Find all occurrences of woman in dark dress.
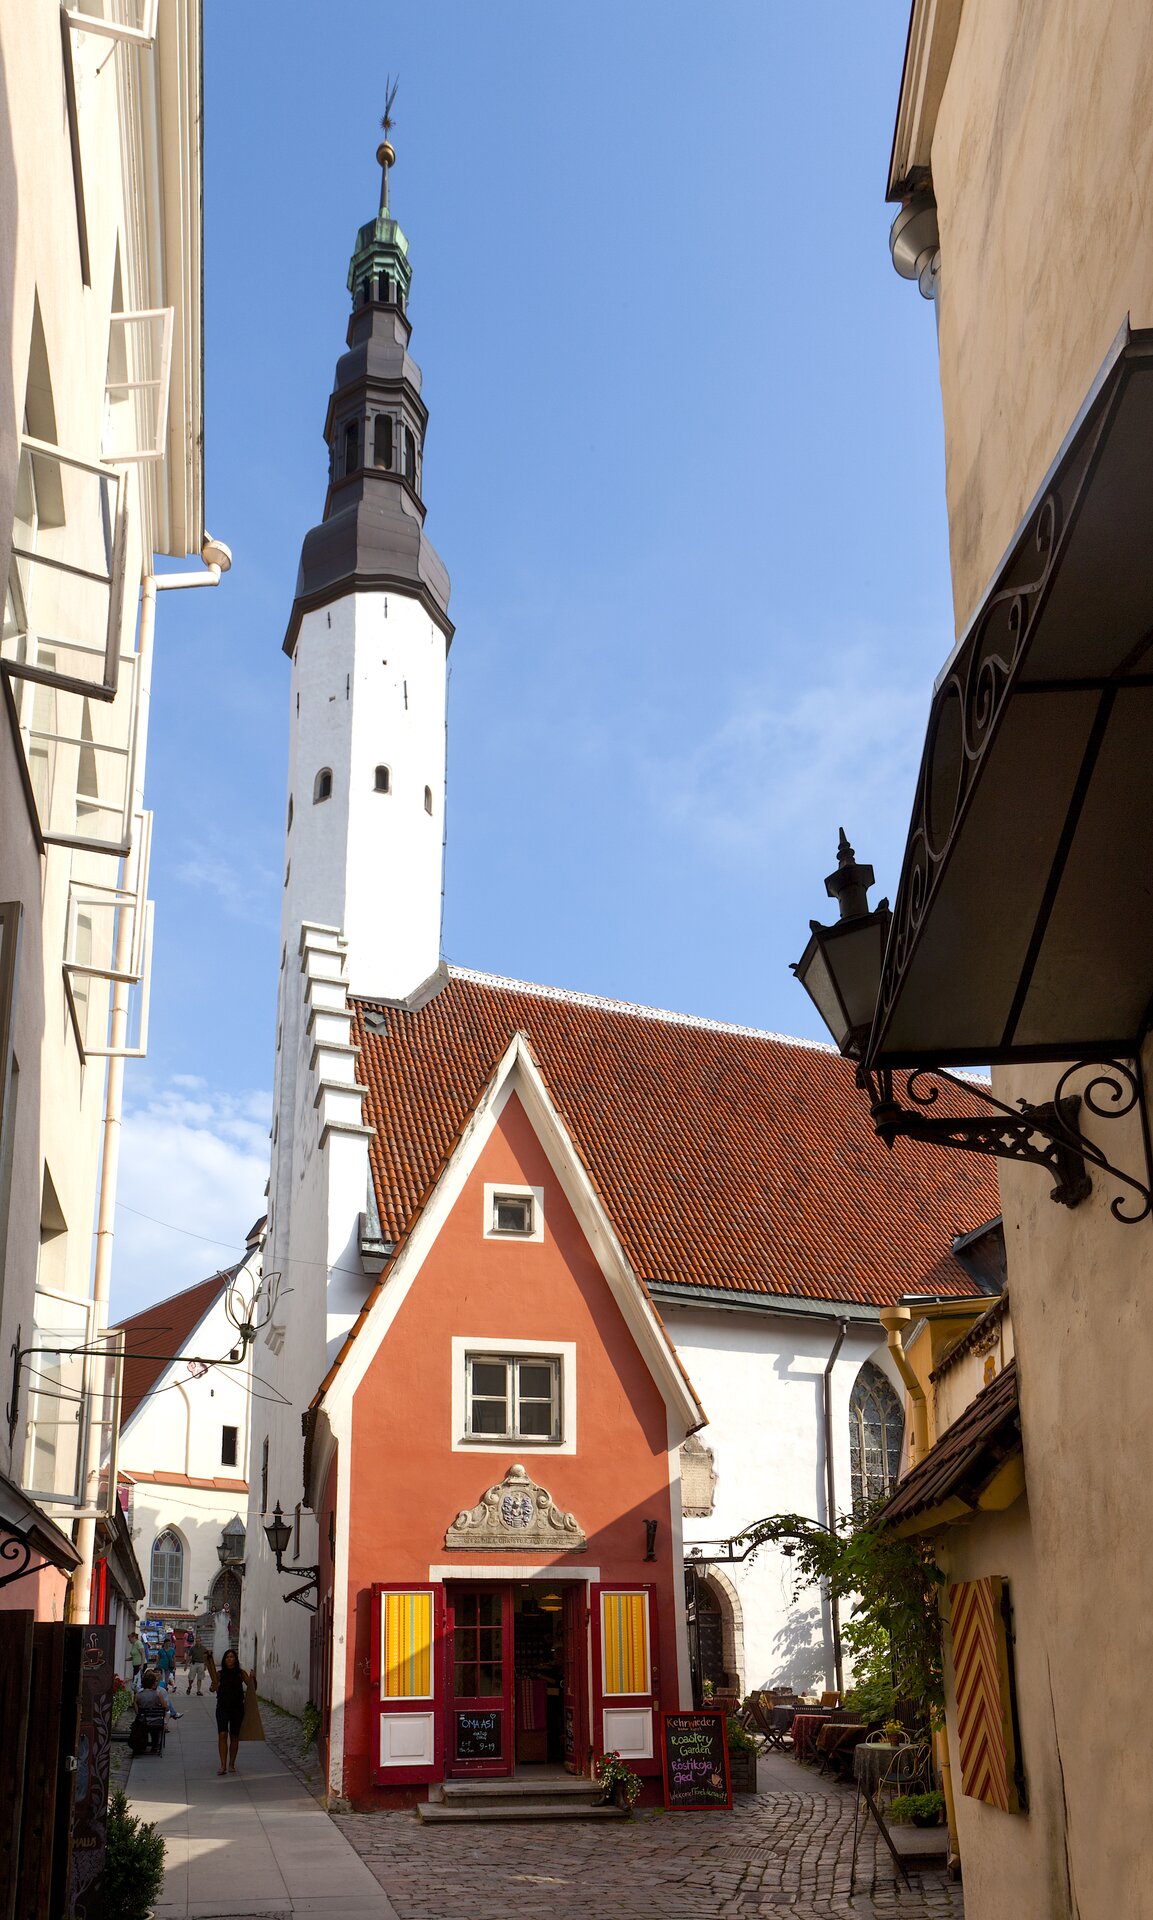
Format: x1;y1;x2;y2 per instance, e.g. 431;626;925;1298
210;1647;252;1775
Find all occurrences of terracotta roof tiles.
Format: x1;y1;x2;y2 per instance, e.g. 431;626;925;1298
114;1269;238;1428
352;970;999;1309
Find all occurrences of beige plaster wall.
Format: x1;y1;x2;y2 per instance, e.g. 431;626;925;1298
938;1499;1073;1920
930;0;1153;630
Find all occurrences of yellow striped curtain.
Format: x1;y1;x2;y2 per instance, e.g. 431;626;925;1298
381;1591;433;1699
947;1577;1022;1813
601;1590;650;1695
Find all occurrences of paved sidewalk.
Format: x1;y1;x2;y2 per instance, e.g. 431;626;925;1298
127;1692;399;1919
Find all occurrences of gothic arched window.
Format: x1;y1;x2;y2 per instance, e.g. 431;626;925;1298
150;1529;183;1609
849;1361;904;1509
374;765;391;793
314;768;333;803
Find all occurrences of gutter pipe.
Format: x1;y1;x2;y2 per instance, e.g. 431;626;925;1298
878;1304;930;1466
822;1317;848;1696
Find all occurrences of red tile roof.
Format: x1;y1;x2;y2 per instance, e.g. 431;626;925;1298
114;1269;237;1427
352;970;1000;1309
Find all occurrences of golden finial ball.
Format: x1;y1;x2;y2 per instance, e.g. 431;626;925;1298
377;140;396;170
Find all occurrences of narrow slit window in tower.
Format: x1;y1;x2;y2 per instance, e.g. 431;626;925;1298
403;426;416;483
423;785;433;814
342;419;360;477
374;415;394;470
374;766;391;793
314;768;333;803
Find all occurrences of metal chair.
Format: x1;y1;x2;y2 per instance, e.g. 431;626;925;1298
879;1739;933;1805
137;1704;167;1755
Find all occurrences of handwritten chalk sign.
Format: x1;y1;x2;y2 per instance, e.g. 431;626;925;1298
660;1709;732;1810
455;1709;501;1760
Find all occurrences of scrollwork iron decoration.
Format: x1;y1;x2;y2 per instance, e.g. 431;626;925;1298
855;1058;1153;1226
0;1531;52;1591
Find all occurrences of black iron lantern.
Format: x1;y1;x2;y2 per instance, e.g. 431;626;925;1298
217;1515;246;1569
791;830;890;1059
262;1502;292;1571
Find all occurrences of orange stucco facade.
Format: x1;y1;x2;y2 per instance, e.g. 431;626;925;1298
330;1092;689;1807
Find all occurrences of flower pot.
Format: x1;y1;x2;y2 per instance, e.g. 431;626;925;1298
912;1810;942;1827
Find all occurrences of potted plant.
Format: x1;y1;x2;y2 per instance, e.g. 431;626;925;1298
102;1789;165;1918
594;1749;642;1811
726;1714;759;1793
888;1790;946;1828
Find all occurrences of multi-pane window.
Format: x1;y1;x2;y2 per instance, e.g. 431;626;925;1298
150;1529;183;1609
849;1361;905;1508
491;1192;533;1235
465;1353;560;1443
453;1590;503;1698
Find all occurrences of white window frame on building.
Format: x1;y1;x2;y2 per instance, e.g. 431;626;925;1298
464;1351;562;1444
102;308;174;463
149;1527;184;1609
450;1334;579;1457
62;809;154;1060
20;1289;124;1515
63;0;159;48
482;1182;544;1243
2;437;128;697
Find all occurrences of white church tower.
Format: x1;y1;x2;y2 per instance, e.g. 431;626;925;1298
247;130;454;1706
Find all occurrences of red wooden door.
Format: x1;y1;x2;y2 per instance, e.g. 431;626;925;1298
446;1586;513;1776
562;1585;588;1774
590;1584;660;1777
370;1584;444;1786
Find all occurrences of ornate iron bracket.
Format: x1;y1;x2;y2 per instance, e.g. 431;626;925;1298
0;1531;53;1591
280;1568;320;1612
857;1059;1153;1225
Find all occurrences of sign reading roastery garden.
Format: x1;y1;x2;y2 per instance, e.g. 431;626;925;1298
660;1709;732;1810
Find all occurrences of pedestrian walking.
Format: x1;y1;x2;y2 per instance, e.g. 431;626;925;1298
158;1634;177;1686
209;1647;256;1775
186;1633;209;1694
128;1629;144;1692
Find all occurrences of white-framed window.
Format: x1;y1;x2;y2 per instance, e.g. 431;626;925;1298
465;1352;561;1443
149;1529;183;1609
482;1182;544;1243
452;1337;576;1454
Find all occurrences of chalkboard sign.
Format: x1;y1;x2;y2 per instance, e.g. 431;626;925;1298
455;1710;501;1760
660;1710;732;1810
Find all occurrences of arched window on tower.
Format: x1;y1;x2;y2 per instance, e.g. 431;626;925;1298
377;273;392;305
849;1361;905;1509
150;1529;184;1609
314;768;333;803
374;765;391;793
374;415;394;471
423;784;433;814
286;795;293;832
403;426;417;484
342;419;360;478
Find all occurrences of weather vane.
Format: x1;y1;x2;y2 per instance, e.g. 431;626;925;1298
378;75;399;213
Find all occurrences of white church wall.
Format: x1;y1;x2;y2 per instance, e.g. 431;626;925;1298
667;1303;906;1692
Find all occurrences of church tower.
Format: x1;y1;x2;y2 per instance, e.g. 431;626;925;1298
279;127;452;1004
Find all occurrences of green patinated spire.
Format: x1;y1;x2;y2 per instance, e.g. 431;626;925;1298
347;86;412;307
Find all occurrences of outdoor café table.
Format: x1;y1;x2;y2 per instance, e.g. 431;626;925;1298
790;1712;830;1762
850;1742;911;1891
767;1705;795;1750
815;1719;865;1773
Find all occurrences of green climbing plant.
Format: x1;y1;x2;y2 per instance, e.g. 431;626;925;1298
733;1502;945;1719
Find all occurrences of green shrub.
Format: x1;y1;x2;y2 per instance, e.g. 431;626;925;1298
726;1714;758;1753
301;1699;322;1752
888;1789;945;1825
112;1685;134;1725
101;1788;165;1919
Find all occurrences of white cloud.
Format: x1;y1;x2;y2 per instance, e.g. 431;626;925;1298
172;841;280;924
109;1081;271;1323
642;631;932;870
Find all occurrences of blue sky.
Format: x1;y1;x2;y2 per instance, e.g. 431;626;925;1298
111;1;953;1316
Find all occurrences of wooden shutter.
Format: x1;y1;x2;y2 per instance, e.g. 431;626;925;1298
370;1585;444;1785
947;1576;1025;1813
590;1584;660;1776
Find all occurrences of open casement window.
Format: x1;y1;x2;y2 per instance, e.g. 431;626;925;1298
63;0;159;45
22;1295;123;1518
370;1585;445;1785
63;811;154;1060
102;309;174;463
590;1584;660;1776
2;439;128;698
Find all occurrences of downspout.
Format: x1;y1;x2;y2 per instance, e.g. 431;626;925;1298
822;1317;848;1696
878;1304;930;1467
72;550;229;1625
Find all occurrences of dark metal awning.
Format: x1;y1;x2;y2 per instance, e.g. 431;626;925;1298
871;324;1153;1068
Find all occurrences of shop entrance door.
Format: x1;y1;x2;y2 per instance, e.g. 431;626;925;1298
446;1586;513;1776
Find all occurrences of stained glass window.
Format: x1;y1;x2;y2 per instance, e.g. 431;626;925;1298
849;1361;904;1508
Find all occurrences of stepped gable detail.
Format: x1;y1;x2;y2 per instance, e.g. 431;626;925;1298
351;968;1000;1309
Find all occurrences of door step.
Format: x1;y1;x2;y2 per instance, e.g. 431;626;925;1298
417;1777;627;1823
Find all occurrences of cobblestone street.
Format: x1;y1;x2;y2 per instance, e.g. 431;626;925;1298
260;1711;963;1920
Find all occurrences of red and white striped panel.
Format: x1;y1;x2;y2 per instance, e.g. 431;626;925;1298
947;1576;1015;1812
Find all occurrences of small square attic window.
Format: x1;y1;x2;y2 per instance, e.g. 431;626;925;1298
492;1192;533;1235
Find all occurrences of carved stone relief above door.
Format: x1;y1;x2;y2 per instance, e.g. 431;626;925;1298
445;1462;587;1551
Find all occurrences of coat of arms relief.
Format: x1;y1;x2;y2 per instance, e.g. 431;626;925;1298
444;1462;587;1551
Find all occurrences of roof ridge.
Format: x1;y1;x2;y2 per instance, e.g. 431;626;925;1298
112;1262;239;1332
441;966;837;1051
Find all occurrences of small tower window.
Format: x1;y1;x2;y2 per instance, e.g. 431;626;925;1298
403;426;417;483
374;765;391;793
314;768;333;803
377;273;392;304
286;795;293;832
374;415;394;471
342;419;360;477
423;785;433;814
